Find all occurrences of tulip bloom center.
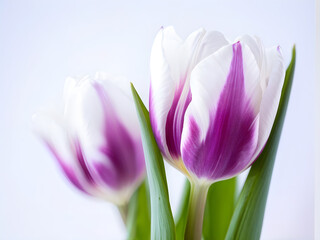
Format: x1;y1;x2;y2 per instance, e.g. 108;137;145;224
183;42;257;181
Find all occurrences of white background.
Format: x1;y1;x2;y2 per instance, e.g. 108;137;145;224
0;0;315;239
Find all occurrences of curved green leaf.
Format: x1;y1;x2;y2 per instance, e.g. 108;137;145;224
127;181;150;240
225;46;296;240
131;83;176;240
203;178;236;240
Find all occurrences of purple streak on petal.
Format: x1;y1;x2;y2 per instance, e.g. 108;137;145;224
183;42;258;180
92;162;119;189
44;141;89;194
93;83;145;189
165;78;192;159
181;117;201;171
73;138;95;185
277;45;281;53
149;84;165;154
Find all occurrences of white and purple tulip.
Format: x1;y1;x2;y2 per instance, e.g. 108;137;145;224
33;73;145;206
149;27;285;239
150;26;284;184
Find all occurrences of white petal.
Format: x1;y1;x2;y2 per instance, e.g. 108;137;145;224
182;42;261;142
32;111;94;193
150;27;229;161
241;42;263;114
33;111;73;164
194;30;229;64
94;73;140;138
149;27;176;156
161;27;229;84
63;77;104;157
236;35;263;68
251;46;285;162
62;75;140;165
236;35;269;92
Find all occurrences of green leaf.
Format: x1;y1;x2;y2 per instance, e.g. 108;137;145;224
131;83;176;240
175;179;191;240
127;181;151;240
225;46;296;240
203;178;236;240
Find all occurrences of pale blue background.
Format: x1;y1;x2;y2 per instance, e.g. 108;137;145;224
0;0;315;239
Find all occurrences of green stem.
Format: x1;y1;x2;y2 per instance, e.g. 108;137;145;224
118;204;128;226
185;181;210;240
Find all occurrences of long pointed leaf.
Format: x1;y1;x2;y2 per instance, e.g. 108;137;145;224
127;181;150;240
131;83;176;240
203;178;236;240
225;46;296;240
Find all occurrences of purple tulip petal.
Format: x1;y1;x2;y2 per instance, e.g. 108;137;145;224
149;27;229;163
93;83;145;189
92;162;119;189
73;138;96;185
183;42;258;181
45;141;89;194
165;80;192;159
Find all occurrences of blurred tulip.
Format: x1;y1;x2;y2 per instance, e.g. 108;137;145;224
33;73;145;207
149;27;285;239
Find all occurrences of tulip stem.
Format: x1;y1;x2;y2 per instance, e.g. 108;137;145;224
185;181;210;240
118;204;128;226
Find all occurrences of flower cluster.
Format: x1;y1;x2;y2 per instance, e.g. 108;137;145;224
34;27;288;240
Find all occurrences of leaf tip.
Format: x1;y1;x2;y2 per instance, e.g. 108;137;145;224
130;82;135;92
292;45;296;58
130;82;139;102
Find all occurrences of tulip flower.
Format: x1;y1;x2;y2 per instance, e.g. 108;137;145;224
149;27;285;239
33;73;145;216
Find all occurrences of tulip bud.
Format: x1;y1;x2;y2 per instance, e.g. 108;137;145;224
33;73;145;206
